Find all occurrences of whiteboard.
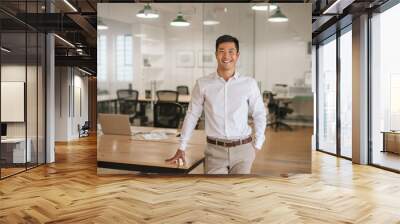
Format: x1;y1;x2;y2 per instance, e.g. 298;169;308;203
1;82;25;122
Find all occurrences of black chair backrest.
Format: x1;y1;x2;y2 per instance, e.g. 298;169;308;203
117;90;139;115
177;86;189;95
82;121;90;130
263;91;278;113
153;102;183;128
156;90;179;102
117;89;138;100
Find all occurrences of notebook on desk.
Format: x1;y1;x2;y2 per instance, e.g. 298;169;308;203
98;114;132;136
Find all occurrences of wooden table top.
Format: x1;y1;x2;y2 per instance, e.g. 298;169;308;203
97;95;191;104
97;126;205;173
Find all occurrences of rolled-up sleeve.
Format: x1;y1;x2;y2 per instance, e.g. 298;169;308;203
248;80;267;150
179;81;204;150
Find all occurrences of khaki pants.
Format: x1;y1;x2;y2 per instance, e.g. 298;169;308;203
204;142;256;174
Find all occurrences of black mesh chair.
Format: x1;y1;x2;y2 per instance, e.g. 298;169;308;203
117;89;138;100
177;86;189;95
78;121;90;138
264;91;293;131
156;90;179;102
117;89;139;123
153;102;184;128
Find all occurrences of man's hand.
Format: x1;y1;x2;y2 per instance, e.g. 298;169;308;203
165;149;186;166
252;143;261;151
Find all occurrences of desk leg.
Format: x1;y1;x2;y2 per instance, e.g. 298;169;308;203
382;133;387;152
114;100;118;114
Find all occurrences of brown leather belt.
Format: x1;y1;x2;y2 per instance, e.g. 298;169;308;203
206;136;252;147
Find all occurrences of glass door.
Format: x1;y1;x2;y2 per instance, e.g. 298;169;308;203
339;27;352;158
317;35;337;154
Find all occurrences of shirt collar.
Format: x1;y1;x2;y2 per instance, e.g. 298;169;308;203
214;71;240;80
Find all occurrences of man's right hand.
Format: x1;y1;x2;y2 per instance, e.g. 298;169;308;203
165;149;186;166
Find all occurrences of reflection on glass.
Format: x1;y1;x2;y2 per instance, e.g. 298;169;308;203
1;31;27;177
371;3;400;171
38;32;46;165
318;37;337;154
340;29;352;158
27;32;38;169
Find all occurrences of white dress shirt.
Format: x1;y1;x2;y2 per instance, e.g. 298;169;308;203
179;72;267;151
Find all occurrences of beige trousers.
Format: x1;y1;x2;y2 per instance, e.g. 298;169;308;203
204;142;256;174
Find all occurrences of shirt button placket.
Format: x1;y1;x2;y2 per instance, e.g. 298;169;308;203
224;82;228;137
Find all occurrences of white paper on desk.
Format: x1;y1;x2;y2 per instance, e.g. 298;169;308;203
150;129;177;135
142;132;168;140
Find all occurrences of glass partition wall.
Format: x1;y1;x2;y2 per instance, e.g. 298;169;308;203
370;3;400;171
0;4;46;179
316;26;352;158
317;35;337;155
97;3;313;175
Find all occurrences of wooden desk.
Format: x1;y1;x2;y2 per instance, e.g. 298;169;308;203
382;131;400;154
97;95;191;104
1;138;31;165
97;127;205;174
137;95;191;104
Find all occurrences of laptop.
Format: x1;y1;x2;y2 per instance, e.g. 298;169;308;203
98;114;132;136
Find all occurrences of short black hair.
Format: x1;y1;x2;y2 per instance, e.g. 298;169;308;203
215;35;239;52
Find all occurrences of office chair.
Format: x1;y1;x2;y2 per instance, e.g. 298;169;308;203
156;90;179;102
153;102;184;128
78;121;90;138
116;89;139;123
177;86;189;95
264;91;293;131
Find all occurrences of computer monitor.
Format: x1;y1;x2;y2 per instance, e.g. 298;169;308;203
1;123;7;137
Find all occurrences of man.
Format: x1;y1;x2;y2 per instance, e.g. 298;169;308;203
166;35;266;174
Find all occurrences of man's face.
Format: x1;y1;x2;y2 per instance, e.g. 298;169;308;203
215;42;239;71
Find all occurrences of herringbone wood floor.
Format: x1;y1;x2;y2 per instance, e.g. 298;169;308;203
1;133;400;223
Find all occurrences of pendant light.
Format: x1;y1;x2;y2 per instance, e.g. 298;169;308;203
268;6;288;23
97;19;108;30
136;3;159;19
170;12;190;27
203;8;220;26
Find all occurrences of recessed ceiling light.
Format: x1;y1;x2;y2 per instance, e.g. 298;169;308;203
78;67;92;76
252;4;278;11
54;34;75;48
63;0;78;12
1;47;11;53
203;20;220;26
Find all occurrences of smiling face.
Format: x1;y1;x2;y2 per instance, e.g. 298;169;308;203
215;42;240;72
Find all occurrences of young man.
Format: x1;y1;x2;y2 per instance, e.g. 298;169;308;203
166;35;266;174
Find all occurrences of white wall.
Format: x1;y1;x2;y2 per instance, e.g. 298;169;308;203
255;4;312;92
55;67;89;141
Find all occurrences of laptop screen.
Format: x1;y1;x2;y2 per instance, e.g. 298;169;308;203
1;123;7;137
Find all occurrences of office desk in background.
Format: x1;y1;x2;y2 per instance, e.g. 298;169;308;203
97;126;205;175
1;138;32;165
97;95;191;104
97;95;191;114
381;131;400;154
